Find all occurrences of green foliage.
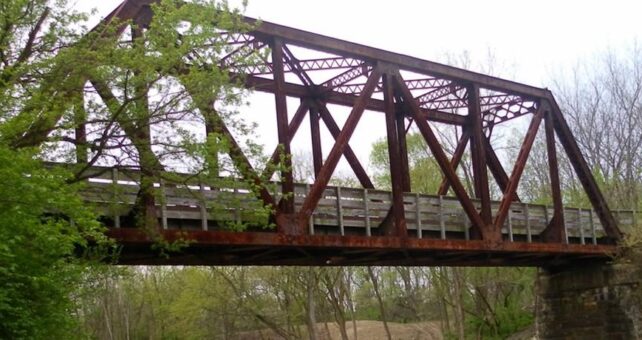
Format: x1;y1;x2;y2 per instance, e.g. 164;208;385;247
0;3;275;335
466;297;533;339
0;146;106;339
76;267;313;339
461;267;535;339
370;133;442;193
78;0;274;233
0;1;112;337
369;130;538;338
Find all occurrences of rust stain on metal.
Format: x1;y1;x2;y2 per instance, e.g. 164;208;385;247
84;1;625;267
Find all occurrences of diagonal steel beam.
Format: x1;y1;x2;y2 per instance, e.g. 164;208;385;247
482;135;520;202
436;123;519;200
320;64;370;91
437;128;470;196
546;93;622;241
494;104;545;230
180;86;276;208
277;45;374;188
243;56;364;76
297;67;382;226
316;101;375;189
282;45;314;87
391;69;486;238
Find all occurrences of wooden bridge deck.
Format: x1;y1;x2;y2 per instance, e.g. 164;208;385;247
76;166;631;266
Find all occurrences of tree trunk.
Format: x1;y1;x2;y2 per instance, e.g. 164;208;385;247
306;268;319;340
452;268;466;340
367;267;392;340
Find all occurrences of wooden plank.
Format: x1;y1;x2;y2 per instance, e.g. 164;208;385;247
578;208;585;244
79;165;625;243
199;182;208;231
439;196;446;239
364;189;371;236
590;210;600;236
462;212;470;240
337;186;344;236
112;168;120;228
306;183;315;235
234;186;241;224
508;209;514;242
416;193;422;238
160;178;168;230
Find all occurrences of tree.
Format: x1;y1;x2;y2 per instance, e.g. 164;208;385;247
0;147;106;338
0;0;266;337
3;0;270;232
370;132;442;193
551;44;642;210
0;1;109;337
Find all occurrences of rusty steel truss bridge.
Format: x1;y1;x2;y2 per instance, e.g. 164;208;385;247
68;0;632;267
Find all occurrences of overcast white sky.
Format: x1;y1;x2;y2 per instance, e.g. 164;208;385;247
75;0;642;177
79;0;642;86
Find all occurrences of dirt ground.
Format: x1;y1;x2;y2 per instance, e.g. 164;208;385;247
237;320;443;340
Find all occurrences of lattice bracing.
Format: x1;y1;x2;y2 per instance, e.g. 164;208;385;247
57;0;625;266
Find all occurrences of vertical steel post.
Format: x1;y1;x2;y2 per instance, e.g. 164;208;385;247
468;84;493;238
392;71;486;235
309;101;323;179
542;107;566;243
271;38;295;214
396;102;411;192
383;72;407;237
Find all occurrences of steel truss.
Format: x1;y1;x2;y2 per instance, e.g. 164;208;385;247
87;0;621;266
